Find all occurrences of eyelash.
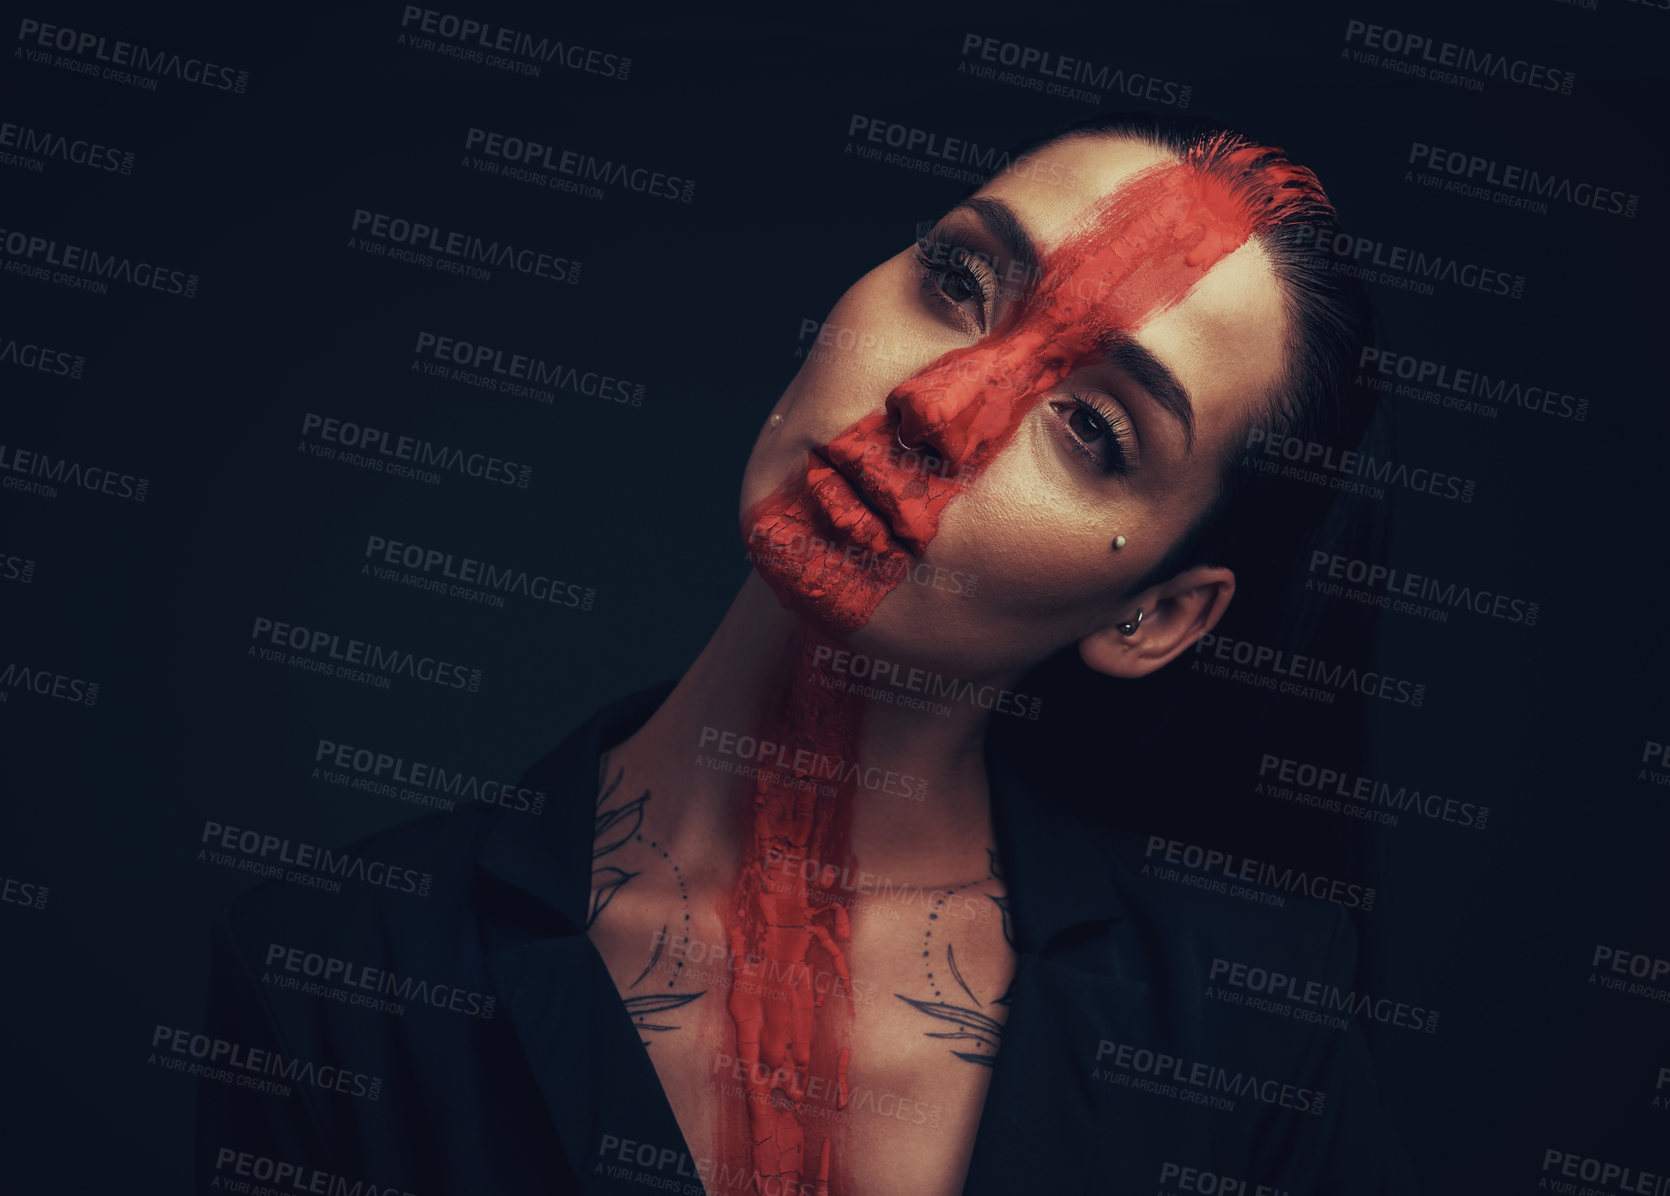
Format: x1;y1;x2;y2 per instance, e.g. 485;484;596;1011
1059;393;1135;477
913;229;994;331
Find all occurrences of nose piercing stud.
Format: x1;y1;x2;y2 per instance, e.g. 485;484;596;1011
769;412;784;428
1117;608;1144;636
1112;535;1127;550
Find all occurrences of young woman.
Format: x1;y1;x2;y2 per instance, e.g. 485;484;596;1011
199;113;1416;1196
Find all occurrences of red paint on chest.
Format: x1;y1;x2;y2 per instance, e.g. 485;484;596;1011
718;629;860;1195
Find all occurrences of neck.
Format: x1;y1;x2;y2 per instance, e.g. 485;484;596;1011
608;570;1024;1196
613;572;1018;882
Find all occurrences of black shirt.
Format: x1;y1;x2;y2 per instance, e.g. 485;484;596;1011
196;683;1419;1195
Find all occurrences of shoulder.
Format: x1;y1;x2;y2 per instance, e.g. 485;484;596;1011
216;697;638;970
1091;832;1416;1190
1103;827;1360;988
214;805;515;985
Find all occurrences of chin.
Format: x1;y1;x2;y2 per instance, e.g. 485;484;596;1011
743;542;887;640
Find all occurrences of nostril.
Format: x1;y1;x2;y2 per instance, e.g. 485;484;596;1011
882;411;949;479
887;432;954;482
884;388;931;456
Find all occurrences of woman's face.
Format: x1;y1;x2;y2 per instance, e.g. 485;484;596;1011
740;135;1290;681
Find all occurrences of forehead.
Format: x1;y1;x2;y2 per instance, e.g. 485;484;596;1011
981;135;1180;248
977;134;1289;451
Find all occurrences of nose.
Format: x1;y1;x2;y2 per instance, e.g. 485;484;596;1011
883;326;1072;473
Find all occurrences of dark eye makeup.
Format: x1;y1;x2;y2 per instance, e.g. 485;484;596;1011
914;226;996;333
1053;393;1135;477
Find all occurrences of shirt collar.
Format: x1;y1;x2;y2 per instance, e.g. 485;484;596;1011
984;731;1127;956
478;680;678;932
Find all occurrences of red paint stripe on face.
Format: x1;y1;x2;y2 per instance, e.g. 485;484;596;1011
744;151;1295;633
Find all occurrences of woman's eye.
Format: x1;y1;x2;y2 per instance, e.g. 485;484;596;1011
1067;405;1111;449
938;266;978;305
915;238;991;332
1054;396;1134;477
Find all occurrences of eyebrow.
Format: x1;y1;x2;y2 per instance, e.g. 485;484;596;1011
946;196;1197;455
1092;328;1197;455
946;196;1041;290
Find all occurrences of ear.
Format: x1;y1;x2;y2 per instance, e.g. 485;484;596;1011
1078;565;1236;680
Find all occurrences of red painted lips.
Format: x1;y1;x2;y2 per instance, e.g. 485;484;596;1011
804;446;911;559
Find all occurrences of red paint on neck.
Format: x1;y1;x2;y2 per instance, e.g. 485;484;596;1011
718;628;859;1195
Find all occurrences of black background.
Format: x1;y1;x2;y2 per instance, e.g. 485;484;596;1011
2;0;1667;1191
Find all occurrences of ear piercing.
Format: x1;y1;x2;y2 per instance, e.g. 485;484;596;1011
1112;535;1127;550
